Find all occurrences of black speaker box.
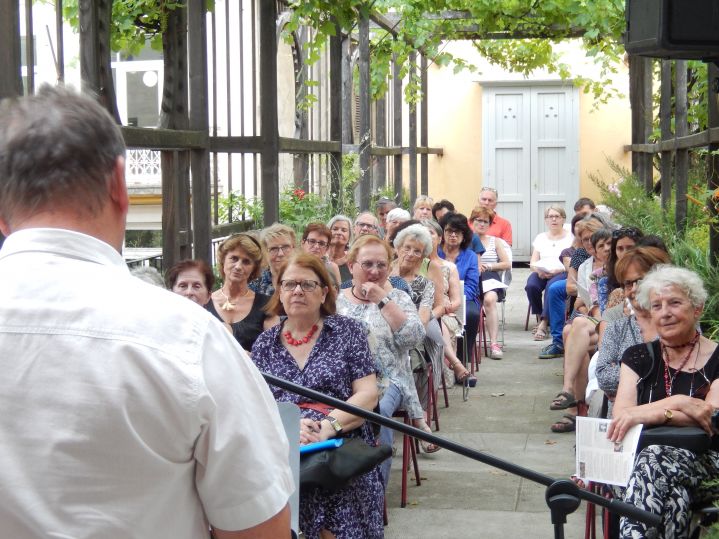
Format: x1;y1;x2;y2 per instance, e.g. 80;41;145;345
625;0;719;60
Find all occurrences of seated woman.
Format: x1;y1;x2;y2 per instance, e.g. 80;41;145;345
165;258;214;305
600;227;645;324
391;223;446;431
595;247;670;403
470;206;511;359
336;235;432;487
438;212;481;367
250;223;296;295
251;253;383;539
423;219;475;385
608;266;719;538
301;222;342;290
208;234;278;351
525;205;573;341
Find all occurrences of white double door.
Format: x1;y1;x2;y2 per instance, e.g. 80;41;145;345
482;84;579;261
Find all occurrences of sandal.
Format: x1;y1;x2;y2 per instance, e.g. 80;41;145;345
550;391;577;411
550;414;577;433
420;440;442;454
533;328;548;341
452;361;477;388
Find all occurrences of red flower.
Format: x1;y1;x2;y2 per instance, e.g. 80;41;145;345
293;188;306;200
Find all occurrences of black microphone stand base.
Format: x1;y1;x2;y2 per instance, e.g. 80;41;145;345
545;480;582;539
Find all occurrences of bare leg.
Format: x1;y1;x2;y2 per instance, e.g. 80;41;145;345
483;291;500;344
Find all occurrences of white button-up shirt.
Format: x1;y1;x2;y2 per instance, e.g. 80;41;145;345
0;228;293;538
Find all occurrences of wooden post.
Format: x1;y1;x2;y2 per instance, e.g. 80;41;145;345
78;0;120;122
187;0;211;260
358;12;371;211
0;0;22;99
329;25;343;214
392;52;403;203
55;0;64;82
293;28;309;190
160;4;191;268
24;0;34;93
659;60;673;209
630;56;654;191
374;95;387;192
707;63;719;264
675;60;688;233
408;52;418;205
259;0;280;225
341;35;353;146
420;54;428;196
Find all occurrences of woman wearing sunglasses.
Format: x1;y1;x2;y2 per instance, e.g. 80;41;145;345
337;235;435;487
251;252;383;538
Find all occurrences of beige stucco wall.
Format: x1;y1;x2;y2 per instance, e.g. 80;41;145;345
417;40;631;215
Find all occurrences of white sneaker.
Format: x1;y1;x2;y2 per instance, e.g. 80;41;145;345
490;343;504;360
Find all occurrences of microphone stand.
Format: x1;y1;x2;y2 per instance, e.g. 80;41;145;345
263;372;663;539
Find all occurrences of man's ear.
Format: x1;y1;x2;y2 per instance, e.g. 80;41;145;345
0;216;9;237
108;156;129;215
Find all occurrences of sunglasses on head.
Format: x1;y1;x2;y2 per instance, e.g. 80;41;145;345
612;227;642;240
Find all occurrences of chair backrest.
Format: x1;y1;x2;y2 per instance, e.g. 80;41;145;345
277;402;300;537
497;237;513;287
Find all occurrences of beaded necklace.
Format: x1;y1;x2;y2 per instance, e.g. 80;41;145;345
661;331;700;397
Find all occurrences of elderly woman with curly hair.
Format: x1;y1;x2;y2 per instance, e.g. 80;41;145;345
608;265;719;538
208;234;278;351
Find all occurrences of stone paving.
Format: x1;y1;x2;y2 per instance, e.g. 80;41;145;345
384;267;587;539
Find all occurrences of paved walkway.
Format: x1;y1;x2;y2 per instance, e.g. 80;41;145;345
385;267;586;538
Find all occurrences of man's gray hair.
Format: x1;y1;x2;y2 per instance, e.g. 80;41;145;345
636;265;707;311
393;223;433;257
0;85;126;224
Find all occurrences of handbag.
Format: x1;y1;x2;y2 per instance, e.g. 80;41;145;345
300;437;392;492
637;426;712;454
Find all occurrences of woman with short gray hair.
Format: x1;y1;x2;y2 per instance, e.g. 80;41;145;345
327;214;353;281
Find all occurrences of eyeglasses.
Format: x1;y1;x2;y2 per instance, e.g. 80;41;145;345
444;229;461;237
303;238;328;248
268;245;293;255
359;260;389;271
356;222;377;230
400;245;424;257
545;214;563;220
280;279;321;292
622;278;642;290
473;219;490;225
612;227;642;239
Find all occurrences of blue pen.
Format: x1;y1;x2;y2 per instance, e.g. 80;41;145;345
299;438;344;454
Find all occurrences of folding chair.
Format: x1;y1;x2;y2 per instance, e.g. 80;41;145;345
456;281;471;402
277;403;301;539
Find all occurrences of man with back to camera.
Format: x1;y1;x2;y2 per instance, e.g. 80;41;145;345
0;86;294;538
478;186;513;246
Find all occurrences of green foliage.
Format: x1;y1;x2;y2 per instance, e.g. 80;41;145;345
279;187;332;231
592;158;719;337
285;0;627;105
215;192;264;228
61;0;211;55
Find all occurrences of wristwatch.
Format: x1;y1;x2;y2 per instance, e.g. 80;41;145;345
664;409;674;424
324;415;344;434
377;296;391;310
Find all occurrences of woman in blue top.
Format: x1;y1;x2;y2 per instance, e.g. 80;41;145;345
438;212;480;366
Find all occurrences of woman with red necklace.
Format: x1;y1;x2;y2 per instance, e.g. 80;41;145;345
608;265;719;538
251;252;382;538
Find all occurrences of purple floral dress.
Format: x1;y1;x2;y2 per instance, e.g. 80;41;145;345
251;314;384;539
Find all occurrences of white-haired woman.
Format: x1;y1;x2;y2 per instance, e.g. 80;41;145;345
607;265;719;538
385;207;410;244
327;215;353;282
